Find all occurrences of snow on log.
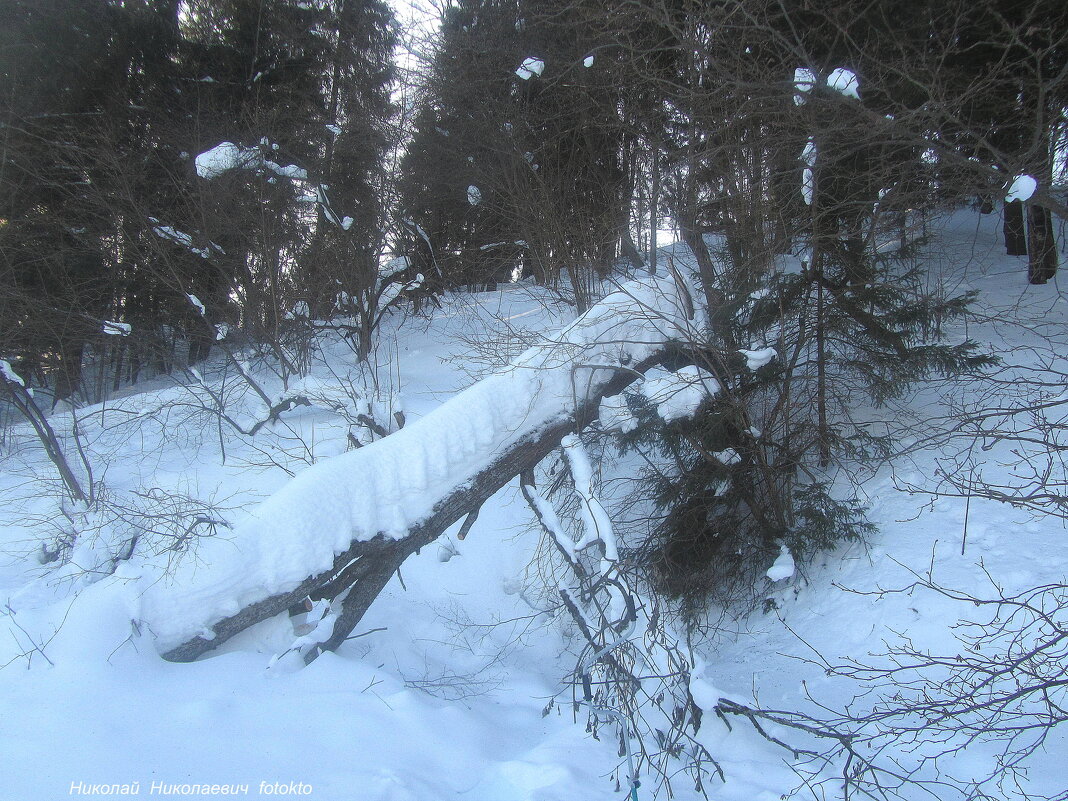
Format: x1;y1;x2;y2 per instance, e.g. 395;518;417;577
145;276;698;661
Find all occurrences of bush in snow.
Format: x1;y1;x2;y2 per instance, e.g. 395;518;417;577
612;230;988;616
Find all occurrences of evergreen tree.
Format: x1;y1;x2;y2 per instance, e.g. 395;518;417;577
397;0;523;294
398;0;633;309
584;0;1005;608
295;0;398;324
1;0;399;397
0;0;176;399
507;0;630;306
171;0;397;364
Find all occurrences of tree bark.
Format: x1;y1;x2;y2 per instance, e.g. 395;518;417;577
1;378;88;502
619;231;645;270
1004;199;1027;257
1027;203;1058;284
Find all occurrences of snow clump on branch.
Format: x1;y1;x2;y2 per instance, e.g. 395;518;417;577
1006;174;1037;203
794;66;861;103
515;57;544;80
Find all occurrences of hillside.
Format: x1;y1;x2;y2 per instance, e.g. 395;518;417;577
1;207;1066;801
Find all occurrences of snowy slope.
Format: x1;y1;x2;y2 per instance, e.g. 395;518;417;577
1;211;1067;801
703;210;1068;799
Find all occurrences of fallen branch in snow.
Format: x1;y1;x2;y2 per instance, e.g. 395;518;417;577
715;569;1068;800
2;603;57;669
162;346;671;663
156;277;700;662
525;427;721;797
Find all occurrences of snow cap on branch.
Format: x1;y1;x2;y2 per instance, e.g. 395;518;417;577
740;347;777;370
0;359;25;386
827;67;860;99
766;544;795;582
639;365;720;422
1006;174;1037;203
102;321;132;337
794;66;861;103
516;57;544;80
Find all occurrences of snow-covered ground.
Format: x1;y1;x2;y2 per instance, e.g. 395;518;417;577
2;209;1066;801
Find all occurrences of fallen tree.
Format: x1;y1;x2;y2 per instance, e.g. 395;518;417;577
145;275;700;662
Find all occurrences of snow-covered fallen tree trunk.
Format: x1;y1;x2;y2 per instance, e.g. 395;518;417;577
146;276;699;662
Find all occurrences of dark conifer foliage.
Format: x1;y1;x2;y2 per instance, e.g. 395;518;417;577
565;0;1057;607
396;0;631;308
1;0;181;399
305;0;397;316
397;0;524;293
1;0;397;397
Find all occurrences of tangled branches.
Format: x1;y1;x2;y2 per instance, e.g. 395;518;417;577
523;443;722;799
720;570;1068;801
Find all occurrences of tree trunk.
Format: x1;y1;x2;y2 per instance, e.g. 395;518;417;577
816;276;830;468
188;333;212;366
1004;199;1027;256
1;379;88;502
1026;203;1058;284
649;136;660;274
53;340;85;405
619;231;644;270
